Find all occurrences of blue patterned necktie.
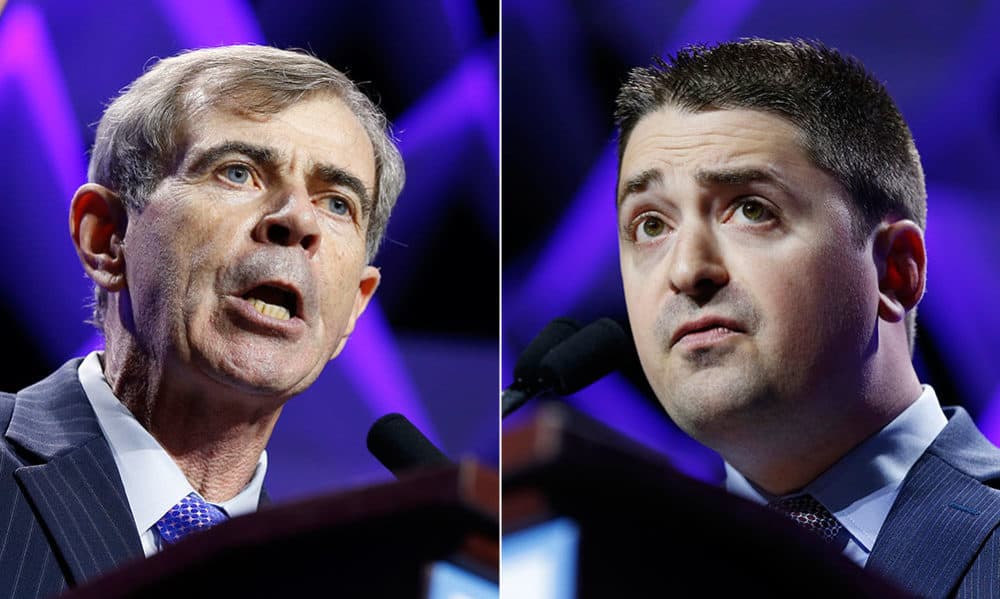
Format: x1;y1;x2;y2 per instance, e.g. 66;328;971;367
769;494;843;543
155;492;229;545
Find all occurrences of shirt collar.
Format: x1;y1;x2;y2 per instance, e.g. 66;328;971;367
78;351;267;537
725;386;947;552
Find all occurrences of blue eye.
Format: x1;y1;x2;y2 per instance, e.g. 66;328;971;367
323;197;351;216
224;165;251;184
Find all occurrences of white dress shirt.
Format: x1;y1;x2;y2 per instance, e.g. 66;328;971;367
725;386;948;567
78;351;267;557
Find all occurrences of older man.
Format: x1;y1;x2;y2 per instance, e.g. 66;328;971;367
0;45;403;596
615;39;1000;595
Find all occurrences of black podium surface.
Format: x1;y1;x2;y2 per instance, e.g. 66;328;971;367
503;404;912;598
63;459;497;598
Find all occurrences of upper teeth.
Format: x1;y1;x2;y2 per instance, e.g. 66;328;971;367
249;298;290;321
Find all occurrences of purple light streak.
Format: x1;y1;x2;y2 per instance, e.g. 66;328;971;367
979;388;1000;447
397;51;498;159
336;301;440;444
667;0;759;51
0;4;86;203
919;184;1000;438
2;3;96;360
385;50;499;239
440;0;481;51
510;147;618;335
155;0;264;47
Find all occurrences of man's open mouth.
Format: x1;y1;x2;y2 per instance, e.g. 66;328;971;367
241;284;299;321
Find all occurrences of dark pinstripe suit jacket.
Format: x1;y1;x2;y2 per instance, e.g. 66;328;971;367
866;406;1000;598
0;359;142;598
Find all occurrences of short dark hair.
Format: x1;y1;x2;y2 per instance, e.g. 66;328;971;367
615;38;926;352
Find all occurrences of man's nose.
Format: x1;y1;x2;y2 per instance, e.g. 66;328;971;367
667;222;729;301
254;188;322;257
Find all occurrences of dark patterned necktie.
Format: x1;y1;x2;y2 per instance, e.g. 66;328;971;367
769;494;843;543
155;492;229;545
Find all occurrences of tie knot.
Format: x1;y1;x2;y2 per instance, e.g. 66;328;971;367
155;492;229;545
768;494;842;543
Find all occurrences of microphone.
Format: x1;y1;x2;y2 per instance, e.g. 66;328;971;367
537;318;630;394
502;318;581;417
366;413;451;478
502;317;630;418
513;317;581;386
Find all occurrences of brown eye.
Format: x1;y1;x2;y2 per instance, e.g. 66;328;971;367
641;217;665;239
734;199;774;224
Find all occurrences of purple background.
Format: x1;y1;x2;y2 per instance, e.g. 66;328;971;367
0;0;498;501
502;0;1000;483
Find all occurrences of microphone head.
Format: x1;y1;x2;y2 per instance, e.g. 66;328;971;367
513;317;581;385
538;318;630;395
366;413;450;478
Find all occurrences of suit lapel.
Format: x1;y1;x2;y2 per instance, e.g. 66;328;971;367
15;440;144;584
867;408;1000;599
5;360;142;585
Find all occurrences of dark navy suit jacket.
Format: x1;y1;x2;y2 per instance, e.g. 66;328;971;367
866;406;1000;598
0;359;281;598
0;359;142;598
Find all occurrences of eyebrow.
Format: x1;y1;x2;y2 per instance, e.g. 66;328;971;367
617;166;792;207
617;168;663;206
185;140;373;217
314;163;372;218
187;141;278;177
694;167;792;196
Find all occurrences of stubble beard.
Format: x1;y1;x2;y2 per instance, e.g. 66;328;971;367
646;285;783;446
658;358;784;450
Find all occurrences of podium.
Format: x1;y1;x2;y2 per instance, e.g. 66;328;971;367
503;404;911;598
62;460;497;598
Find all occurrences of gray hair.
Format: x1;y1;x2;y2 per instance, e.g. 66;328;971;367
87;44;405;329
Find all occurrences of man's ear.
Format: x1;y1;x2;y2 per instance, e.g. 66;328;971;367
70;183;128;292
874;220;926;323
330;265;381;359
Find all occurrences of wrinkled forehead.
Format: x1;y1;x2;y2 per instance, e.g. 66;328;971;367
179;80;331;132
617;106;812;194
183;90;374;172
178;78;368;143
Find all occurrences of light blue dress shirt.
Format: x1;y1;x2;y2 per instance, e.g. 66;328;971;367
725;386;947;567
78;351;267;557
